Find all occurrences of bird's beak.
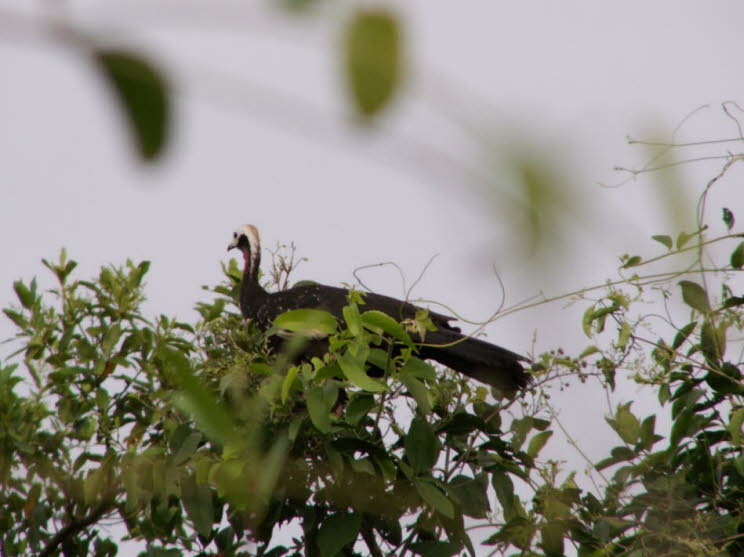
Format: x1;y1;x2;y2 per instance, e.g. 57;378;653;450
227;238;238;252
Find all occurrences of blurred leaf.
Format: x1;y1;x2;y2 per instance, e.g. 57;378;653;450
679;280;710;313
491;470;516;521
729;407;744;446
398;371;432;415
399;357;437;380
672;321;697;349
676;231;694;250
622;255;642;268
527;430;553;459
274;309;337;336
180;473;214;538
723;207;735;231
415;480;454;519
344;8;402;118
345;394;375;425
651;234;673;250
161;346;242;449
281;365;300;404
730;242;744;269
307;385;337;433
317;513;361;557
12;280;34;309
540;521;565;557
700;319;725;363
409;540;461;557
448;474;490;519
612;403;640;445
405;416;439;473
705;362;742;395
94;49;169;161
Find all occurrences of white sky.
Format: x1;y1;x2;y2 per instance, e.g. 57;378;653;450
2;0;744;553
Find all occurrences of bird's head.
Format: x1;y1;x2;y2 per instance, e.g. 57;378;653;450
228;224;261;274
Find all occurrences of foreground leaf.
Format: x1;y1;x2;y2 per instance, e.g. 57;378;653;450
344;9;402;118
94;50;170;161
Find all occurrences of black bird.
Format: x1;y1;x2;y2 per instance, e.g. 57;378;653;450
227;225;530;394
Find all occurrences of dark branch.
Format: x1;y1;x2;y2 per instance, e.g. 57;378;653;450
38;501;115;557
360;520;384;557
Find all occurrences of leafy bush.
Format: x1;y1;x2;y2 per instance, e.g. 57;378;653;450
1;180;743;556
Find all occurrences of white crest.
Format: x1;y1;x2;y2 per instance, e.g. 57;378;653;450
230;224;261;273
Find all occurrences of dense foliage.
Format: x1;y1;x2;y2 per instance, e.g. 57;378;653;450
1;179;743;557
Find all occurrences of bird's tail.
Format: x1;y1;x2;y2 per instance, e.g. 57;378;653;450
418;329;531;395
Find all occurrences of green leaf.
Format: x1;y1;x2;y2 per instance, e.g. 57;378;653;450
729;407;744;446
705;362;742;395
398;371;432;415
345;394;376;425
94;50;169;161
612;403;640;444
672;321;697;349
405;416;439;473
342;303;363;336
161;347;242;449
317;513;361;557
730;242;744;269
338;348;386;392
491;470;516;520
617;321;632;350
510;416;535;451
723;207;735;231
409;541;462;557
415;480;454;519
540;521;565;557
399;357;437;381
448;474;490;519
651;234;673;250
281;365;300;404
344;9;402;118
12;280;34;309
307;385;337;433
527;430;553;459
622;255;642;268
581;306;594;338
676;231;694;249
180;473;214;538
173;432;202;465
679;280;710;313
361;310;413;347
274;309;337;336
700;319;725;363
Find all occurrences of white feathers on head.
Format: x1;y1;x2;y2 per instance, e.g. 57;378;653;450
230;224;261;273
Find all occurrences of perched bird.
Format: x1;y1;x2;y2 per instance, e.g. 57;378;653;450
227;224;530;394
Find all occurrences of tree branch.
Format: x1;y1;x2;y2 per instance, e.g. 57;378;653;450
38;501;115;557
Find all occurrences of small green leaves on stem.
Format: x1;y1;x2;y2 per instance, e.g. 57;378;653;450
651;234;673;250
94;50;170;162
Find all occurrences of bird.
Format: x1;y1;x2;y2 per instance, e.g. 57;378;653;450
227;224;530;395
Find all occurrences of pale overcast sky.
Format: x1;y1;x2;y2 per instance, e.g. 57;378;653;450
2;0;744;551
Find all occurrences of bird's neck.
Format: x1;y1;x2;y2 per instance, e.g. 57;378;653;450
240;250;268;320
